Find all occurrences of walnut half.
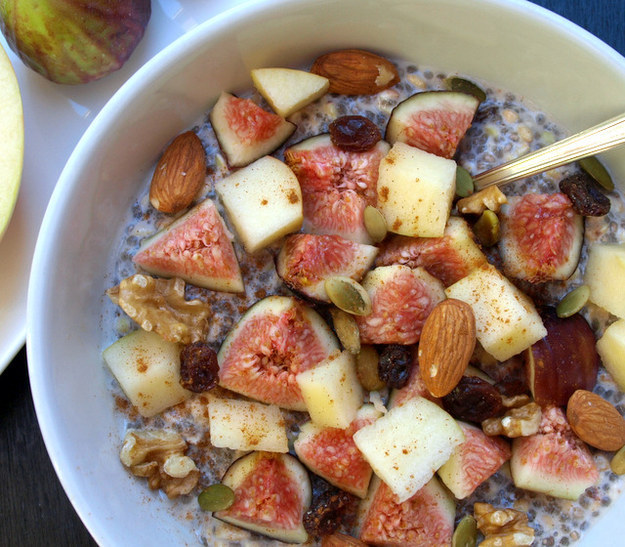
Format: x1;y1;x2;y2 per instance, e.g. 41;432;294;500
482;402;541;438
120;429;200;498
475;502;535;546
108;274;211;344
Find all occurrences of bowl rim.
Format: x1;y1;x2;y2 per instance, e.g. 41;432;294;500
26;0;625;544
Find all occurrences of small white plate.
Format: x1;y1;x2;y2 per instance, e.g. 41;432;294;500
0;0;248;373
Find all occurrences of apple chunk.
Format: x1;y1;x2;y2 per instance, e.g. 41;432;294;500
353;396;464;502
445;263;547;361
296;350;364;429
251;67;329;117
208;397;288;453
596;319;625;392
0;44;24;240
584;242;625;319
102;330;191;418
377;142;456;238
215;155;303;253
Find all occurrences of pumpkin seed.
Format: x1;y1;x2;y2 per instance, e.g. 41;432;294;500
198;484;235;512
579;156;614;192
611;444;625;475
445;77;487;104
330;307;361;354
455;165;475;198
325;276;372;316
556;285;590;318
364;205;388;243
452;514;478;547
356;345;385;391
473;210;500;247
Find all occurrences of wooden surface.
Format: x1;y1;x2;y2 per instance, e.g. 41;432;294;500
2;1;624;545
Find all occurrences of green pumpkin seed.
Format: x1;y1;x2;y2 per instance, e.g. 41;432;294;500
556;285;590;318
455;165;475;198
330;307;361;354
198;484;235;512
579;156;614;192
325;276;372;316
445;77;487;104
364;205;388;243
356;345;385;392
611;444;625;475
473;210;500;247
452;514;478;547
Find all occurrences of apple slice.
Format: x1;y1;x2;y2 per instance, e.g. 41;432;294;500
251;67;329;117
596;318;625;392
0;44;24;240
377;142;456;238
215;155;303;253
584;242;625;319
210;91;296;167
445;263;547;361
296;349;364;429
353;396;464;502
207;397;288;453
102;329;191;418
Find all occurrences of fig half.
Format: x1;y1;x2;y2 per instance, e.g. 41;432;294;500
214;452;312;543
217;296;339;410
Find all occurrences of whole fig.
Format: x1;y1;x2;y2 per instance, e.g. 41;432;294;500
0;0;151;85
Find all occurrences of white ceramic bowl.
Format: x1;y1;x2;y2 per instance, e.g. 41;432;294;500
28;0;625;545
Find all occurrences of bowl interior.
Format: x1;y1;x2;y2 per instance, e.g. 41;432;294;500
28;0;625;544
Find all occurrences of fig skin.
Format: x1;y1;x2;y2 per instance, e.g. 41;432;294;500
0;0;151;84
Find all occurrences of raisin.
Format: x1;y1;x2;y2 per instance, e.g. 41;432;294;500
303;489;356;537
442;376;503;422
179;342;219;393
378;344;412;389
329;115;381;152
559;172;610;216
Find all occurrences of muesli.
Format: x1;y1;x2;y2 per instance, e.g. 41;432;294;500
102;49;625;545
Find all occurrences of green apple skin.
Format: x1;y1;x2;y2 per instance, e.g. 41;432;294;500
0;0;151;85
0;42;23;241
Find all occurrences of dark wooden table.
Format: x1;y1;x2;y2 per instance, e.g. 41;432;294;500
2;1;624;545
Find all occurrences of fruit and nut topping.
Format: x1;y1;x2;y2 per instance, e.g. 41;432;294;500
456;185;507;215
566;389;625;451
107;274;211;344
119;429;200;498
474;502;535;546
419;298;476;397
310;49;399;95
102;48;625;545
149;131;207;214
482;402;542;438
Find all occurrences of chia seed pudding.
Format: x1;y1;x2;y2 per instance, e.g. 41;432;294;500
102;56;625;546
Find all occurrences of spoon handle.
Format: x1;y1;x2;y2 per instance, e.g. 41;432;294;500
473;112;625;190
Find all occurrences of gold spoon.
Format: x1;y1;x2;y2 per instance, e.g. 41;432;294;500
473;112;625;191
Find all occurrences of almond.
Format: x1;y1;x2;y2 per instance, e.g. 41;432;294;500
149;131;206;214
418;299;476;397
321;533;368;546
310;49;399;95
567;389;625;451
